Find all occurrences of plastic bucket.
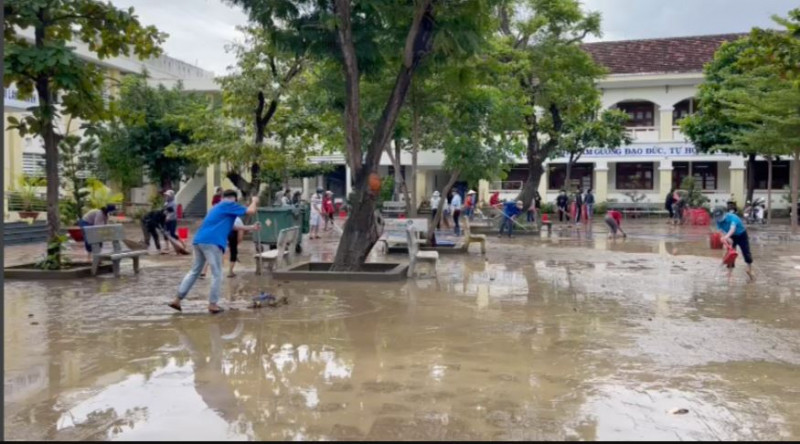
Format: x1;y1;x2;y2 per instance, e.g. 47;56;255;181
722;246;738;267
178;227;189;240
709;232;723;249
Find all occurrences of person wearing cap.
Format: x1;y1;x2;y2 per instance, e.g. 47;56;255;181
712;206;754;281
499;200;524;238
168;190;260;314
78;204;117;255
309;188;323;239
465;190;476;220
430;191;442;229
162;189;181;253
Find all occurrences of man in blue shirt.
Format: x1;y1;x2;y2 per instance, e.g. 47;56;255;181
712;206;754;281
169;190;260;313
499;200;523;238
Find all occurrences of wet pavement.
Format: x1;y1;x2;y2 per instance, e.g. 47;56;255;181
4;219;800;440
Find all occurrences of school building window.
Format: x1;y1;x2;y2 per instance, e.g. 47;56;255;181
673;161;717;190
616;162;654;190
22;153;45;177
753;160;790;189
548;163;594;191
616;101;655;127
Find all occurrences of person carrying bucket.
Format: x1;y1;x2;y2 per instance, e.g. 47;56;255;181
712;206;754;282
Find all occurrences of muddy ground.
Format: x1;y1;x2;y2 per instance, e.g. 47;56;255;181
4;220;800;440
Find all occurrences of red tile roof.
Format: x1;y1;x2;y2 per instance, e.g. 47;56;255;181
582;33;749;75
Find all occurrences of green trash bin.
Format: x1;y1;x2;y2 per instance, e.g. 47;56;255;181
300;203;310;234
255;206;304;252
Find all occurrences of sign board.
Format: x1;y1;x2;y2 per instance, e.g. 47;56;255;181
582;146;705;157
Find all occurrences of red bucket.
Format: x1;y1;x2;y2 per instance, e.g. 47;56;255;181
710;232;723;249
178;227;189;240
722;245;738;267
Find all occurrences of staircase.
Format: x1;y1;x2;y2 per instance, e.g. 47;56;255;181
4;221;48;246
183;184;207;219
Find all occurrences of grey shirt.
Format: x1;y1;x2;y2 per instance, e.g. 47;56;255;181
164;200;177;222
81;209;107;226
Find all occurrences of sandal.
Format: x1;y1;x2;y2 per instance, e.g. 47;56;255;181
208;305;225;314
227;272;236;278
167;302;182;312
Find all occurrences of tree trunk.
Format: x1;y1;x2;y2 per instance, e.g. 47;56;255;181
564;155;574;192
517;104;561;212
226;171;252;198
394;140;402;201
791;149;799;234
331;0;435;270
746;153;756;204
411;97;420;217
34;17;61;260
767;156;773;224
428;170;460;243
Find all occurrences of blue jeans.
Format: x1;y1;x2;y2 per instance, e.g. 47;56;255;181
178;244;224;305
586;204;594;219
78;219;94;253
499;217;514;237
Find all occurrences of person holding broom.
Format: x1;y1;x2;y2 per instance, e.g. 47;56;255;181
498;200;524;238
168;190;259;314
712;206;754;282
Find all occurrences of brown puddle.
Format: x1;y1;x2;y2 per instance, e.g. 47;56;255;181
4;220;800;440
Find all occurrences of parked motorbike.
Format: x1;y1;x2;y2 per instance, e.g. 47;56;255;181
743;198;766;224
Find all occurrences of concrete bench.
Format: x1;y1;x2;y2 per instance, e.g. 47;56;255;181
607;202;669;218
381;201;407;218
255;226;300;275
406;220;438;278
461;217;486;254
84;224;148;277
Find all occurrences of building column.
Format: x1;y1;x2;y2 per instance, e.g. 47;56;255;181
345;165;353;197
659;107;674;141
416;170;428;205
594;161;609;202
538;165;548;198
302;177;311;199
206;165;216;208
729;158;746;205
478;179;489;204
658;159;673;198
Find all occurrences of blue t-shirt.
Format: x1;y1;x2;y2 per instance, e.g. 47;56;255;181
716;213;746;236
503;201;521;217
193;201;247;251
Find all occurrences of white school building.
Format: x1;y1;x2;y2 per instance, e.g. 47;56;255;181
309;33;795;211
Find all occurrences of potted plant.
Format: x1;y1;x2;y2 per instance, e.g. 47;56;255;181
15;175;45;220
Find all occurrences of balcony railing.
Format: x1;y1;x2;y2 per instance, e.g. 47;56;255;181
672;126;688;142
626;126;659;142
489;181;523;191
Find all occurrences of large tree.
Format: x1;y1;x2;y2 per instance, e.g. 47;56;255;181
97;74;199;192
4;0;164;262
494;0;604;210
166;24;310;201
682;9;800;232
230;0;493;270
680;36;761;203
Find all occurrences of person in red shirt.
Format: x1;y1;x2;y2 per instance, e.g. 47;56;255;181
322;191;335;231
489;192;500;207
604;210;627;239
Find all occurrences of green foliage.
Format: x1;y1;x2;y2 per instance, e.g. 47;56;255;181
679;177;710;209
559;109;632;161
97;74;199;190
84;179;123;209
540;202;555;214
593;201;607;215
59;132;96;221
378;176;395;204
13;175;46;211
4;0;165;260
35;234;70;270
